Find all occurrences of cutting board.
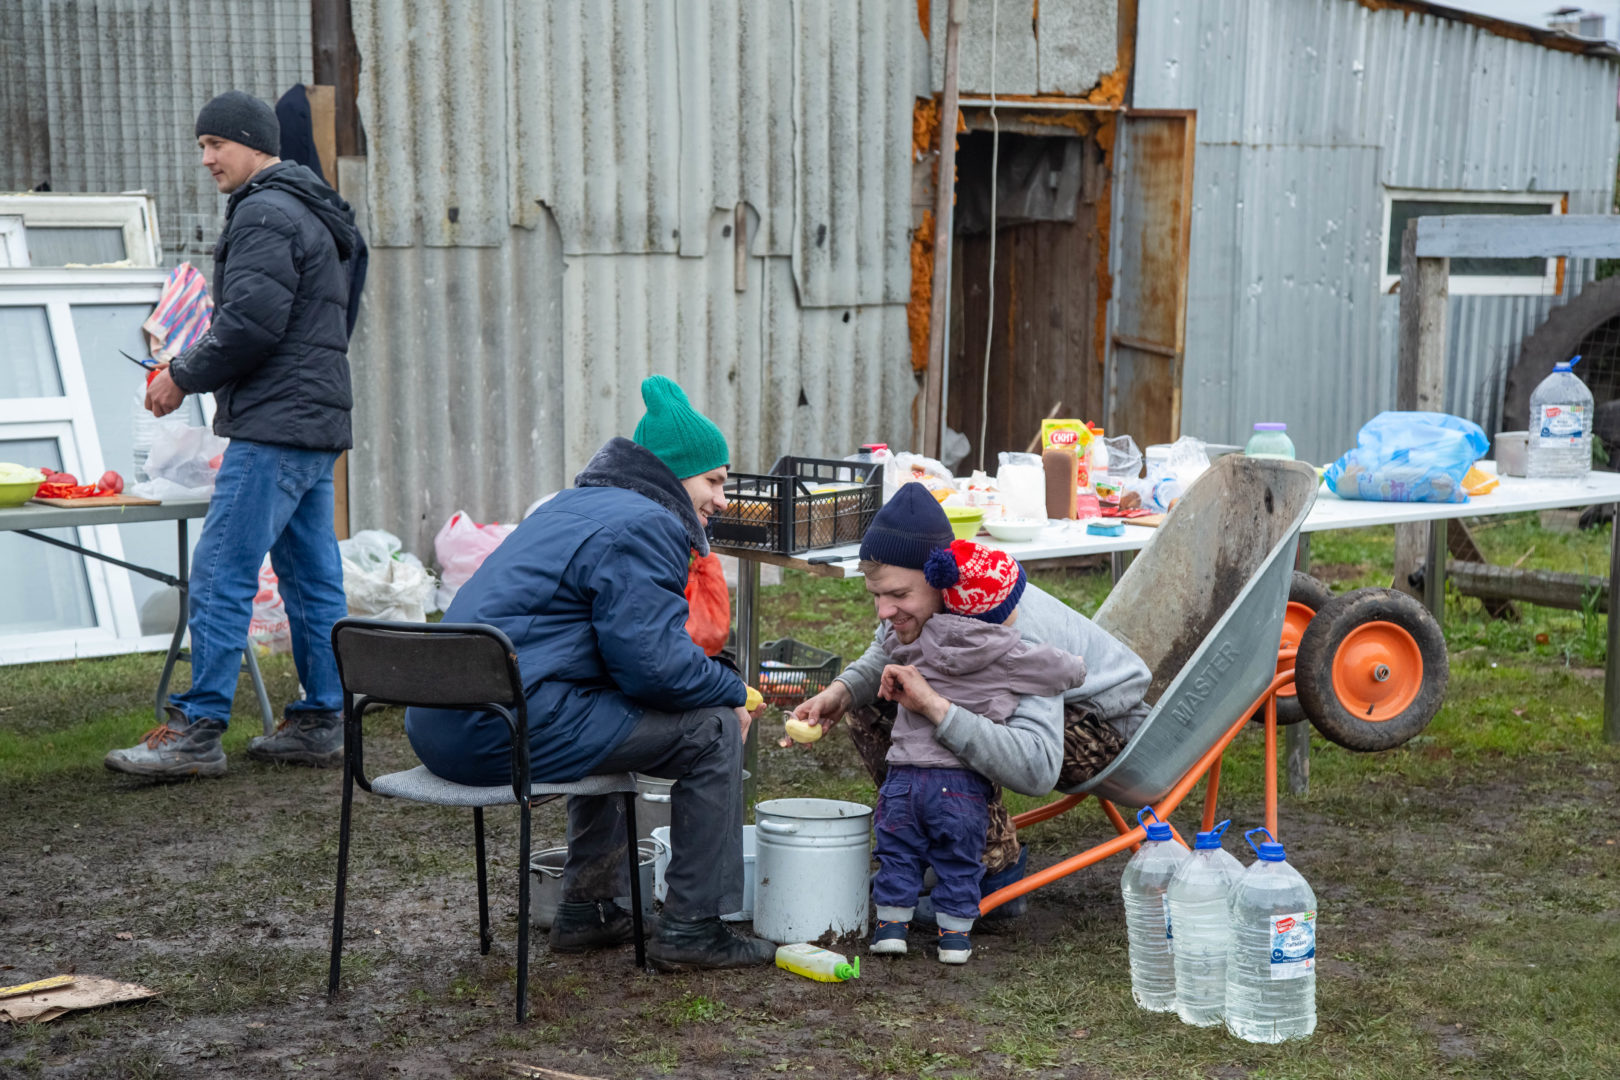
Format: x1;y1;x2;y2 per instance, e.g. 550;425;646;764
29;495;162;508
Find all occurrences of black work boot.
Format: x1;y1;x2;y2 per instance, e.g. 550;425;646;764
104;707;227;779
548;900;642;953
246;710;343;768
646;914;776;973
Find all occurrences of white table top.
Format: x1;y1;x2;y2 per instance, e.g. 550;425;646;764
733;462;1620;579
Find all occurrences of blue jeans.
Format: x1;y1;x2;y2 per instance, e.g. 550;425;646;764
873;765;992;922
170;440;347;726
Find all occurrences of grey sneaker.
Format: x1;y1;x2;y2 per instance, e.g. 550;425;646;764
246;710;343;767
104;707;227;779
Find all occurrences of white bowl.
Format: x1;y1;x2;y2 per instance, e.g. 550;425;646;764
984;518;1046;542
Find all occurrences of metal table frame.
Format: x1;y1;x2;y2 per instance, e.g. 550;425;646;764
0;499;275;735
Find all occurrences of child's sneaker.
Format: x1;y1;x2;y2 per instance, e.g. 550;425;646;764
871;919;909;955
937;927;972;964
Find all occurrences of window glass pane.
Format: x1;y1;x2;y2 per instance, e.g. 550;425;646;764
0;306;64;397
0;436;97;635
1387;200;1553;277
26;225;127;266
72;303;202;623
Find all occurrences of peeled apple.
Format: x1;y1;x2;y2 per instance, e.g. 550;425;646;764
782;717;824;744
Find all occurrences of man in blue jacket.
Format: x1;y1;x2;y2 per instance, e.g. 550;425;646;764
406;376;774;971
105;91;367;779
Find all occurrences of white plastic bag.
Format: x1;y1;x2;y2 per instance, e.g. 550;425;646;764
248;555;291;657
137;419;229;497
338;529;438;621
434;511;517;611
885;452;953;503
997;451;1047;520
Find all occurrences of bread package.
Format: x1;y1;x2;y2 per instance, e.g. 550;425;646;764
1043;447;1078;519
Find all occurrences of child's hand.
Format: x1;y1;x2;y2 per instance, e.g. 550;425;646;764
879;664;951;725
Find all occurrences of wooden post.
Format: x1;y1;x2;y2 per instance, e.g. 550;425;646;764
1391;220;1449;602
922;0;963;460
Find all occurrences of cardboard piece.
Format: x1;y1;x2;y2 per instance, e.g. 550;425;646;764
0;975;158;1024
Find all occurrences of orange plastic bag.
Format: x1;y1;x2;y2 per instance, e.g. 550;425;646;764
685;551;731;656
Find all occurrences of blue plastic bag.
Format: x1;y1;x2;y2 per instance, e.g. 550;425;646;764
1324;412;1489;503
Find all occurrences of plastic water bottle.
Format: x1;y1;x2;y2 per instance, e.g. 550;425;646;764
1244;423;1296;460
1121;807;1190;1011
131;384;158;483
1167;820;1245;1027
1225;828;1317;1043
1527;355;1593;481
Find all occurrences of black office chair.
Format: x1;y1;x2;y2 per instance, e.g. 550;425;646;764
326;618;646;1022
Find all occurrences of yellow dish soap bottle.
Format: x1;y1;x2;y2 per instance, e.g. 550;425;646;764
775;943;860;983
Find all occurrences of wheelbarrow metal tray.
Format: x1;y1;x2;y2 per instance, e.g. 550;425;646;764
1073;457;1320;808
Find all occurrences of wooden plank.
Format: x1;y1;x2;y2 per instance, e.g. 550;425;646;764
1392;221;1449;600
1446;560;1607;613
29;495;161;508
306;84;338;188
1448;519;1518;620
1415;214;1620;259
332;452;350;540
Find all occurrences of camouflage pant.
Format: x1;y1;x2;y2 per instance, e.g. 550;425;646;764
844;701;1127;877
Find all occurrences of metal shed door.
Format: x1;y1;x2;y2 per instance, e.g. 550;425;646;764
1107;110;1196;448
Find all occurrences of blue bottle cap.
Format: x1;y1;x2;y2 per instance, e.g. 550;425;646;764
1245;826;1286;862
1137;805;1173;842
1194;819;1231;850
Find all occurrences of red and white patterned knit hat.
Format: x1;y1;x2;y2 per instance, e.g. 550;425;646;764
922;539;1027;624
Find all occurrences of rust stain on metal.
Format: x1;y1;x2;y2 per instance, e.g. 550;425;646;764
909;209;936;372
1556;193;1569;296
917;0;930;41
913;96;940;161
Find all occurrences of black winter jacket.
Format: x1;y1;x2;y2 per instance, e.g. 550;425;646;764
170;161;367;451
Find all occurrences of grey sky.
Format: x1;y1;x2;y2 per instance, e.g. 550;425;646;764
1443;0;1614;38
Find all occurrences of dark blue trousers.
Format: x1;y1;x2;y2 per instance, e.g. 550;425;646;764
872;765;992;921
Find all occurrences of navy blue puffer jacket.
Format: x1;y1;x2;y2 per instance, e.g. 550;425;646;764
169;161;367;451
405;438;748;786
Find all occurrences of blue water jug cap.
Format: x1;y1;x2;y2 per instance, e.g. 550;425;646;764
1137;805;1173;842
1245;826;1286;862
1194;819;1231;850
1556;354;1582;372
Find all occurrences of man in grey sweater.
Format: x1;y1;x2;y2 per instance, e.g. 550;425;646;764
794;485;1152;848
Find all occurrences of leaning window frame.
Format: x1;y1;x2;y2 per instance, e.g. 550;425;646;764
0;193;163;268
1380;188;1565;297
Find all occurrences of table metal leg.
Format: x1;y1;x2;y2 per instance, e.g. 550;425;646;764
1607;504;1620;744
243;646;276;736
1287;533;1311;796
1423;519;1446;623
737;558;761;809
155;520;190;725
1110;551;1133;584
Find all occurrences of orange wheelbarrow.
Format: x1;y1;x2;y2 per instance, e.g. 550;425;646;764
981;455;1448;916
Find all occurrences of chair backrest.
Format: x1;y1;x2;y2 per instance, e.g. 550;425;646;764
331;618;523;710
1074;456;1319;807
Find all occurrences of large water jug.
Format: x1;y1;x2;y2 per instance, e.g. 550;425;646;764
1225;828;1317;1043
1120;807;1189;1011
1527;355;1593;481
1167;820;1245;1027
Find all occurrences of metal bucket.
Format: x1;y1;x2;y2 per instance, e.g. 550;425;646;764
751;798;873;945
528;838;662;930
650;824;757;922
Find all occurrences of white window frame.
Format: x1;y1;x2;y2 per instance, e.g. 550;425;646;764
1381;189;1565;296
0;215;26;267
0;193;163;267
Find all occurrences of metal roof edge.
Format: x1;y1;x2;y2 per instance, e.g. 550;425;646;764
1354;0;1620;59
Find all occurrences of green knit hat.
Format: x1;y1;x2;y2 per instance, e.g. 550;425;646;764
632;375;730;479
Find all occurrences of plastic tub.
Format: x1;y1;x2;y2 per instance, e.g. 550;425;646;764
984;517;1045;542
651;824;757;922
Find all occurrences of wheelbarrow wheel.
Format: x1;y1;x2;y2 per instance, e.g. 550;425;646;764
1273;572;1334;726
1295;587;1448;752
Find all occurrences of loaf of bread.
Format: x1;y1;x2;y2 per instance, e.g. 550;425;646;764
1043;448;1078;519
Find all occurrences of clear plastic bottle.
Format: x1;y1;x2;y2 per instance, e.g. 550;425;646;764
1245;423;1296;460
1527;356;1593;481
1225;828;1317;1043
1121;807;1190;1011
131;384;158;483
1167;820;1245;1027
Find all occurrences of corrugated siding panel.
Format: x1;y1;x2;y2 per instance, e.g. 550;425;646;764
0;0;312;266
1136;0;1620;463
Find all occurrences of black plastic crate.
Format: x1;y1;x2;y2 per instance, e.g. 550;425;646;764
756;638;842;707
710;456;883;555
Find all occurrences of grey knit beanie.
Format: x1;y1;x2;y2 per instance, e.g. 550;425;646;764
195;91;280;156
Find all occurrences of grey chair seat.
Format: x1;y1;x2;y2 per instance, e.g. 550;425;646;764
371;766;638;807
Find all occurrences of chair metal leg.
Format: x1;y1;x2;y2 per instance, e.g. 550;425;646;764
327;758;356;1000
516;800;532;1023
474;807;491;955
622;792;646;969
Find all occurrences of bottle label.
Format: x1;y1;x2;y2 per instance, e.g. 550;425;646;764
1537;404;1586;447
1269;910;1316;980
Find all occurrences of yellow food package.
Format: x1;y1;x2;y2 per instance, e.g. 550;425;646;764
1040;419;1092;455
1462;465;1498;496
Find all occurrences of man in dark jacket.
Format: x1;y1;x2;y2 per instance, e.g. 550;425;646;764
106;90;367;779
406;376;775;972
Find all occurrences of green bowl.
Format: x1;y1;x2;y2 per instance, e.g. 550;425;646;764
0;480;42;507
943;505;985;541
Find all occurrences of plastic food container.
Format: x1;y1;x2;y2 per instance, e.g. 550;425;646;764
984;517;1044;542
943;506;985;540
0;480;42;507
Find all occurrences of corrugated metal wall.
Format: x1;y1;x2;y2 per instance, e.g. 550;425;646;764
0;0;313;267
1133;0;1620;464
348;0;928;554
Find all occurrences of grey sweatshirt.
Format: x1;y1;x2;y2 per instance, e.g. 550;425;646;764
835;582;1152;796
883;613;1087;770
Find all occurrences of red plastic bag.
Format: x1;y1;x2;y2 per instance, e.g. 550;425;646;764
684;552;731;657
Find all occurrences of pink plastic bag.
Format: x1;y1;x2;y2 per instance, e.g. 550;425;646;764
248;555;292;656
433;510;516;610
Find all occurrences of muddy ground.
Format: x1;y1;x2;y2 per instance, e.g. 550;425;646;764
1;713;1616;1080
